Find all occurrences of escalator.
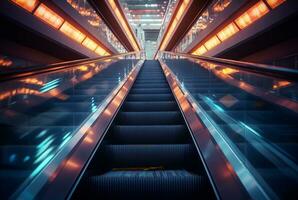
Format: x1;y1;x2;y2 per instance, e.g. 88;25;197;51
2;53;297;199
73;60;215;199
163;58;298;199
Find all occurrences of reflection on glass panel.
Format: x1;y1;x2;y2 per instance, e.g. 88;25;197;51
0;55;140;198
156;0;178;46
161;53;298;199
66;0;127;53
0;54;37;69
174;0;233;52
11;0;39;12
0;55;13;67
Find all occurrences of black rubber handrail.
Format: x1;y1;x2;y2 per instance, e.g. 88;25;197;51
161;51;298;81
0;51;140;82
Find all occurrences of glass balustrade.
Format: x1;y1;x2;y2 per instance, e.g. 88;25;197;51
174;0;235;53
66;0;127;53
160;52;298;199
0;53;142;198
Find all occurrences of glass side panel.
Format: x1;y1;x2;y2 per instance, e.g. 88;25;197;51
0;57;139;198
162;57;298;199
66;0;127;53
174;0;236;53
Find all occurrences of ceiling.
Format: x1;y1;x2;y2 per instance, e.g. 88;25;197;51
119;0;169;40
119;0;170;58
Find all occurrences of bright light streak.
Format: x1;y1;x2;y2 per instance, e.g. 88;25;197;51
34;4;64;29
107;0;139;51
11;0;39;12
36;130;47;138
239;121;262;138
40;78;61;93
30;153;54;178
34;147;54;164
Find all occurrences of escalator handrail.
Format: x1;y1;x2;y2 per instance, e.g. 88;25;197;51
0;51;141;81
161;51;298;81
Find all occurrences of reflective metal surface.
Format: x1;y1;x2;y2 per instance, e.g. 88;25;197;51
159;60;251;200
0;53;143;199
159;52;298;199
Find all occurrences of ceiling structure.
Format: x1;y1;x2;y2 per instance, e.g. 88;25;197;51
119;0;170;58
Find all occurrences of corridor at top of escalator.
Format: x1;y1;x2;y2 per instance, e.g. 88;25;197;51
0;0;298;199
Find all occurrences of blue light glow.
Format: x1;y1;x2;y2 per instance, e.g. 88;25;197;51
36;130;47;138
9;154;16;163
34;147;54;164
204;96;224;112
63;131;71;140
40;78;61;93
23;156;30;162
239;121;262;138
91;97;97;113
37;135;53;149
36;135;54;157
59;132;72;149
30;153;54;178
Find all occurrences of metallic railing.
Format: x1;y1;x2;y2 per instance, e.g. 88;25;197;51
0;51;144;81
160;51;298;81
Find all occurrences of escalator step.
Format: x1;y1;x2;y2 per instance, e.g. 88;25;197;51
83;170;209;199
110;125;188;144
134;80;167;84
126;94;174;101
100;144;195;168
122;101;178;111
117;111;184;125
132;83;169;88
129;88;171;94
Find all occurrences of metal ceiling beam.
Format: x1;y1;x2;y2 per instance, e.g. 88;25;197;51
88;0;136;51
164;0;212;51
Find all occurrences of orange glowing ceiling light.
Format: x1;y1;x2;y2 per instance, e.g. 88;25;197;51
266;0;286;9
159;0;191;51
95;46;109;56
272;80;291;89
34;4;64;29
204;35;221;50
0;58;13;67
59;21;86;43
20;78;43;86
11;0;39;12
192;45;207;56
235;1;269;29
221;68;239;75
217;22;239;42
78;65;89;71
82;37;98;51
107;0;139;51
